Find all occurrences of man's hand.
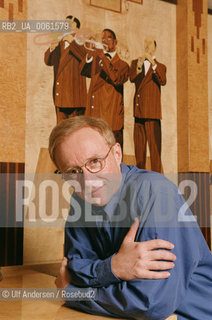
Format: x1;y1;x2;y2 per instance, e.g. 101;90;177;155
50;41;59;51
62;33;75;43
95;48;105;59
55;257;72;289
144;52;156;66
111;218;176;280
137;55;145;72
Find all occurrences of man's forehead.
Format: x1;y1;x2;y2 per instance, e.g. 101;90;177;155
63;127;107;146
102;31;113;38
56;128;108;169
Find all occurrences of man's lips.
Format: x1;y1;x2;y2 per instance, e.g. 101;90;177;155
84;182;106;196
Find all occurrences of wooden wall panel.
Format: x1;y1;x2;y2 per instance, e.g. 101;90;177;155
177;0;209;172
0;0;27;266
0;0;27;164
178;172;211;249
0;162;25;266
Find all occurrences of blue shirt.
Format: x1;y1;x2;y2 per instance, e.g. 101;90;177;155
64;164;212;320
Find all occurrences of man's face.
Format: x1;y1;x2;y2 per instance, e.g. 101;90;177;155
55;127;122;206
66;18;78;32
144;37;156;56
102;30;117;53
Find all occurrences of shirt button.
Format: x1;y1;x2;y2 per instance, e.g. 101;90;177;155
91;106;94;109
137;94;140;98
56;93;59;96
56;82;59;85
92;95;95;98
136;103;139;106
100;64;103;67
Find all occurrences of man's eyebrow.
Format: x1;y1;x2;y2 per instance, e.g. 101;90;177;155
86;153;105;161
63;153;106;172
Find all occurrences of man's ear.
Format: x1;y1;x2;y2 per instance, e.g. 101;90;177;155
113;143;122;165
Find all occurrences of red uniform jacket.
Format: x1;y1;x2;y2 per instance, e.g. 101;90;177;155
130;59;166;119
44;40;87;108
80;53;129;131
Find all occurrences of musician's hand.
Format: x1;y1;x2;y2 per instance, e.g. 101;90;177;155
87;50;95;59
95;48;105;59
63;33;75;43
85;39;96;57
50;41;59;51
137;55;145;72
144;52;156;66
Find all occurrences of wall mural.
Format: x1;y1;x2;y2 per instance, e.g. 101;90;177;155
44;13;166;172
130;37;166;173
44;16;87;123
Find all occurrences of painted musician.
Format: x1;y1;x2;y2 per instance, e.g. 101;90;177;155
44;16;87;123
130;37;167;173
80;29;129;149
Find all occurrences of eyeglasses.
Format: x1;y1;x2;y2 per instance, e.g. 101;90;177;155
61;145;113;180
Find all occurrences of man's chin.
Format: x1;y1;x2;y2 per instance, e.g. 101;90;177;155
85;191;110;206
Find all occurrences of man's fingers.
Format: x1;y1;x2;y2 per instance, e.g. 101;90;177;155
139;270;171;280
62;257;68;264
60;257;68;271
142;239;175;251
123;218;140;242
148;250;176;262
146;260;175;271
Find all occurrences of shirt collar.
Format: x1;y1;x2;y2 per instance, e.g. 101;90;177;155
103;50;116;59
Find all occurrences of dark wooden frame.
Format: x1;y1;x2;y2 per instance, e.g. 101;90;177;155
90;0;122;13
128;0;143;4
160;0;177;4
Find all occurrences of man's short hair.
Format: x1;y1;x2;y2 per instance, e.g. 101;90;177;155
103;28;116;40
49;116;116;167
66;15;80;29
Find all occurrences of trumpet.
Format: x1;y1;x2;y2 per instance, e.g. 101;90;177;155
57;30;76;40
84;39;108;51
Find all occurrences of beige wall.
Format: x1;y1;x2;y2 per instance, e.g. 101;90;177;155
0;0;27;163
25;0;177;175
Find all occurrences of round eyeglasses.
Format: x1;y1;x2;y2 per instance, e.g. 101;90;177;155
61;145;114;180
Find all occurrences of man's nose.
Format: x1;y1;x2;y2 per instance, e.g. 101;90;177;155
80;167;95;180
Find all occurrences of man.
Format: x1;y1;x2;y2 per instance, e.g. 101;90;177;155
130;37;167;173
49;116;212;320
80;29;129;148
44;16;87;123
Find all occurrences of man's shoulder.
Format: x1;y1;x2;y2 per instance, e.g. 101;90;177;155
121;163;177;193
113;53;129;67
155;59;166;69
